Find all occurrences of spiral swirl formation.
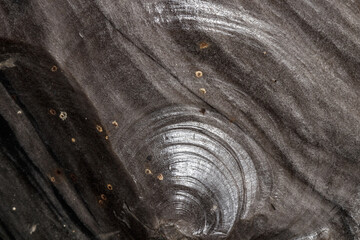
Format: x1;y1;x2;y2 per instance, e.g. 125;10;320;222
119;106;258;238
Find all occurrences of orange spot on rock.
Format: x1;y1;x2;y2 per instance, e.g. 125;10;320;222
195;71;203;78
49;109;56;115
199;88;206;94
51;65;58;72
101;194;107;201
112;121;118;128
199;41;210;49
96;125;103;132
157;174;164;181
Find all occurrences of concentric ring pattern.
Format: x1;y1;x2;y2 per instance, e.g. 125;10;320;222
119;106;258;238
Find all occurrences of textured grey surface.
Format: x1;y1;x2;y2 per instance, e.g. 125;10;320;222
0;0;359;239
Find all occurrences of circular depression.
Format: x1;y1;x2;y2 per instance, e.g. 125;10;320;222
118;106;258;238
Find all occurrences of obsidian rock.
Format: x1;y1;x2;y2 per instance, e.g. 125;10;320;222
0;1;359;239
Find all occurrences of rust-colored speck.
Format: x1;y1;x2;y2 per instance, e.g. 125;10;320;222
96;125;103;132
105;136;109;140
195;71;203;78
112;121;118;128
50;177;55;182
199;88;206;94
49;109;56;115
71;138;76;143
107;184;113;191
101;194;107;201
98;199;104;205
199;108;206;114
199;41;210;49
157;174;164;181
51;65;58;72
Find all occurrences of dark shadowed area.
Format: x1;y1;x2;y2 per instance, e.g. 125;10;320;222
0;0;359;239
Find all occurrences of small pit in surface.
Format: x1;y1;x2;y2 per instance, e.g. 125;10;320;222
195;71;203;78
51;65;58;72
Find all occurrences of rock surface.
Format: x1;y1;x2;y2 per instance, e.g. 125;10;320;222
0;0;359;239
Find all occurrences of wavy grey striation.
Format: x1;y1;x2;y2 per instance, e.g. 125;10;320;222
0;0;359;240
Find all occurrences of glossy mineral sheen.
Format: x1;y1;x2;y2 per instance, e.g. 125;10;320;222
118;106;258;238
0;0;359;239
